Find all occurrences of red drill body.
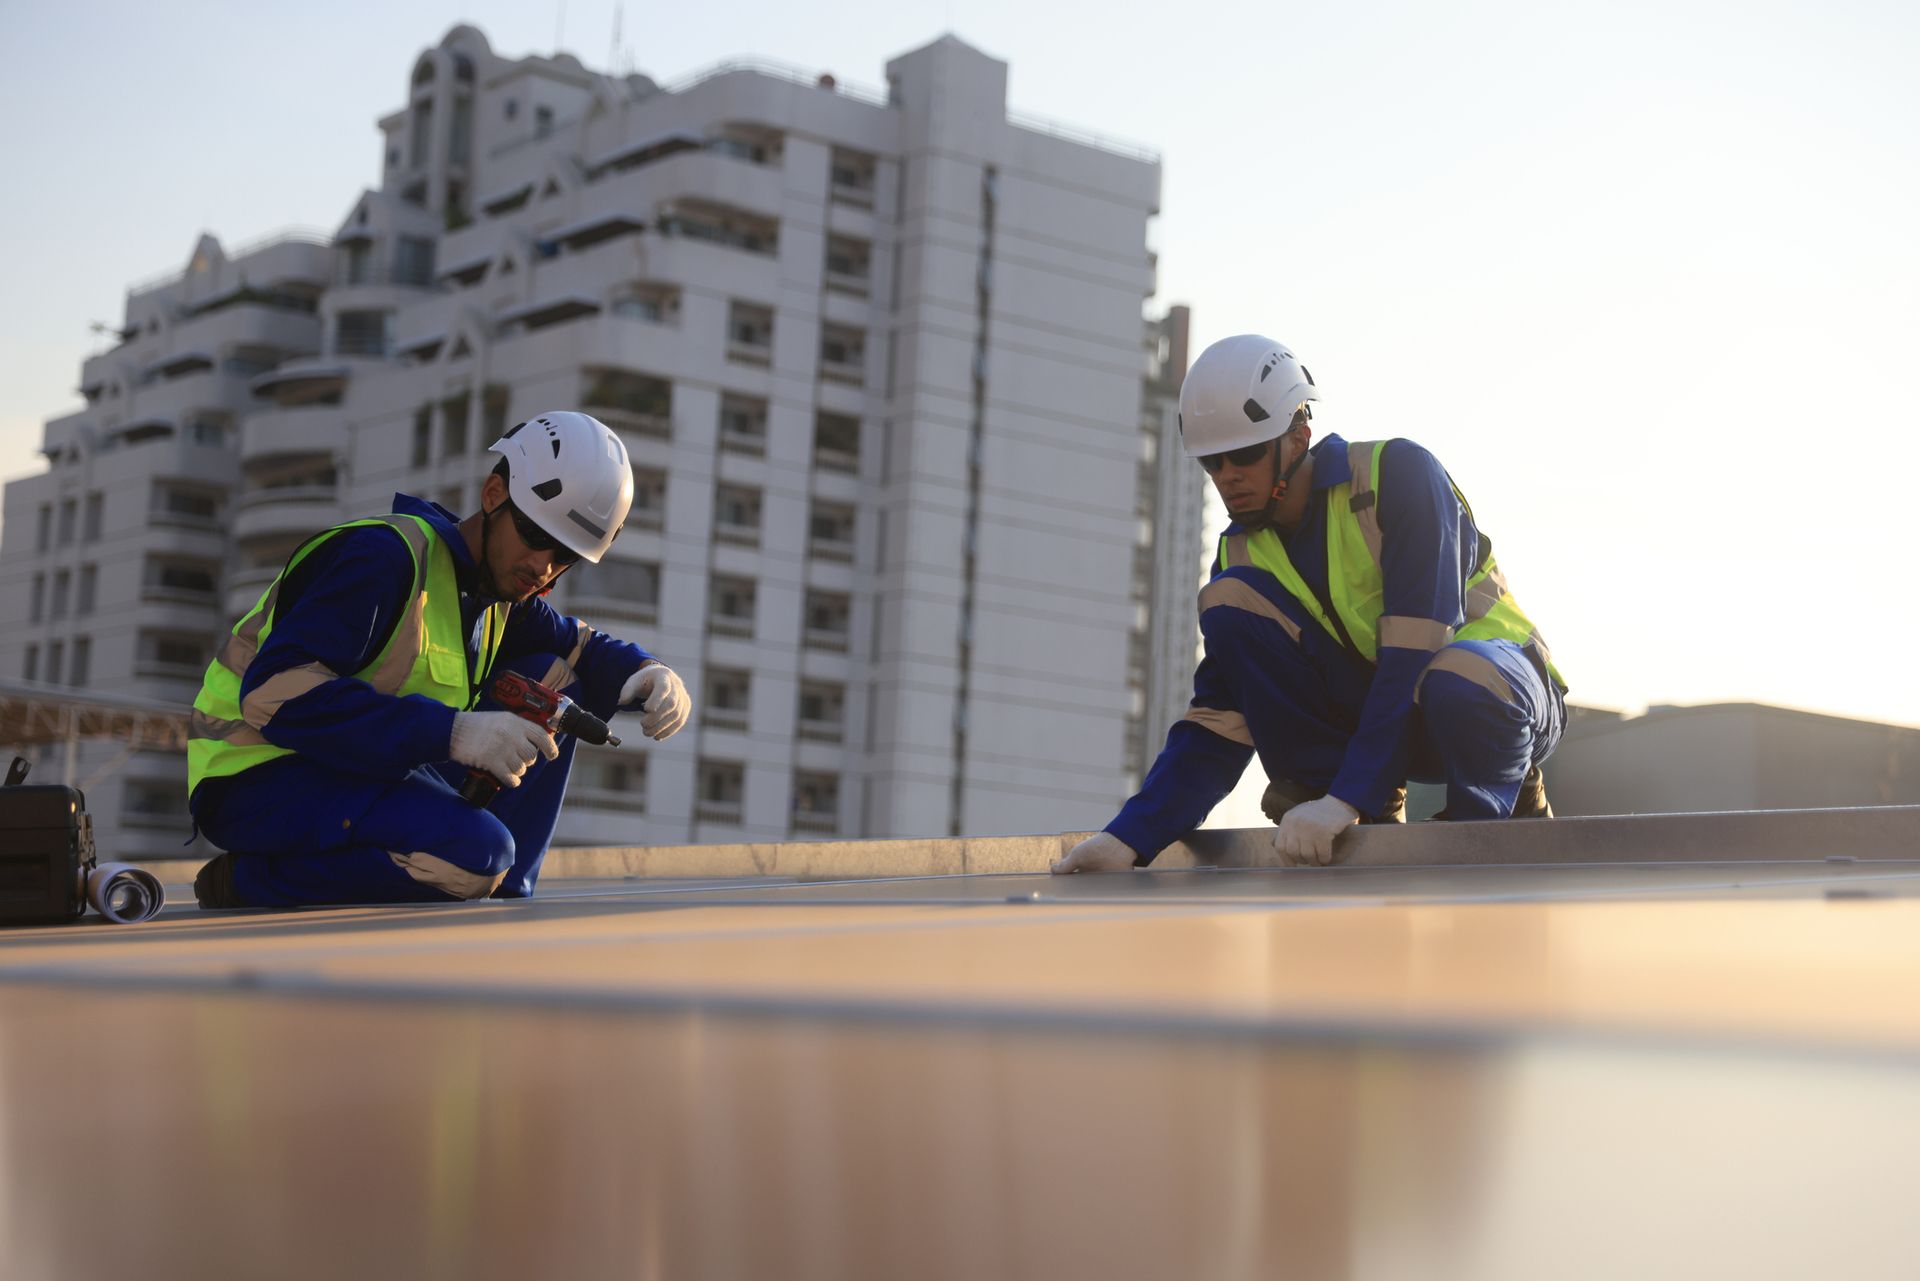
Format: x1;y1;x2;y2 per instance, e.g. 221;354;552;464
460;672;620;807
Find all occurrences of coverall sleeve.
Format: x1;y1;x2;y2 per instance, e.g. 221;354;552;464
1326;439;1479;816
237;528;461;777
497;595;658;714
1106;647;1256;863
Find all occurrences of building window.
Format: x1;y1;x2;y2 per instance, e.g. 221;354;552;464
82;492;103;542
411;404;432;467
343;240;375;286
77;565;96;616
829;148;877;207
824;236;872;295
137;632;211;680
718;394;768;456
69;638;89;689
714;483;762;546
534;104;554;139
46;641;63;686
792;771;840;833
482;385;509;441
30;573;45;623
144;558;220;604
797;681;845;741
803;590;851;652
819;326;866;384
576;558;659;622
656;201;777;255
611;282;680;324
394;237;436;288
705;668;751;731
808;501;856;561
709;575;756;638
188;416;230;448
335;311;389;357
726;302;774;364
580;368;671;439
22;644;38;683
151;483;222;528
814;412;860;472
708;124;782;166
696;758;744;823
35;503;50;552
627;467;666;529
440;392;471;456
49;570;70;619
574;751;646;812
409;100;433;167
57;498;77;546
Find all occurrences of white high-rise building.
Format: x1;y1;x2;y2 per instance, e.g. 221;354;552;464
0;25;1198;856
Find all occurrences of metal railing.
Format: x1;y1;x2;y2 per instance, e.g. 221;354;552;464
126;226;334;297
662;56;891;108
1005;109;1160;165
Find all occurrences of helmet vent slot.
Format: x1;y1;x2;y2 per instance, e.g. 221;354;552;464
531;478;564;501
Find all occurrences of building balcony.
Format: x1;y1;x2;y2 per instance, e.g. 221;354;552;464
250;360;349;404
223;567;279;619
790;809;837;835
130;658;208;687
803;627;850;653
231;487;337;546
796;717;843;743
241;405;346;465
171;304;321;361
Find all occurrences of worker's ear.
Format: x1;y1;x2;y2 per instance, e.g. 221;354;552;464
480;471;507;513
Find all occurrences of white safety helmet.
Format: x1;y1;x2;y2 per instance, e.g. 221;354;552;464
487;410;633;564
1178;335;1318;458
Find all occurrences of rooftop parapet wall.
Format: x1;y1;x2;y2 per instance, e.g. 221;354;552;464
131;804;1900;883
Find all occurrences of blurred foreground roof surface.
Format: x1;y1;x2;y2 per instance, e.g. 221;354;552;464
6;811;1920;1280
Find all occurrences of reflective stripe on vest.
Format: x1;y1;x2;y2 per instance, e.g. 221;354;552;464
186;513;509;797
1213;440;1566;690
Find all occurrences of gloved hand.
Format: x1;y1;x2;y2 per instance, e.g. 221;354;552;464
1273;795;1360;867
619;663;690;741
1050;831;1141;874
449;710;558;789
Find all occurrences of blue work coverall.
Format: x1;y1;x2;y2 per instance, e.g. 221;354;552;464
188;494;655;905
1109;435;1566;863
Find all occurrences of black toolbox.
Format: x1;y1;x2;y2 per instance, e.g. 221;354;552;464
0;783;94;924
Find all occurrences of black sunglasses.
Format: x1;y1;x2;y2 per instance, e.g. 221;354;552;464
1198;440;1273;475
504;499;581;565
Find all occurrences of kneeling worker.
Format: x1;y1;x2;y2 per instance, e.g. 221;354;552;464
189;411;692;907
1056;336;1566;872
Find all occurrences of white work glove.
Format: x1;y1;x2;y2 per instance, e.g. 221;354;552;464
1273;795;1360;867
619;663;690;741
449;710;557;789
1050;831;1141;874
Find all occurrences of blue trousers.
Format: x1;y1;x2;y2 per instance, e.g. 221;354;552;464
1201;600;1564;820
202;653;609;907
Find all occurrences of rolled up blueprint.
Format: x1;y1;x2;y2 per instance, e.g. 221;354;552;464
83;863;164;924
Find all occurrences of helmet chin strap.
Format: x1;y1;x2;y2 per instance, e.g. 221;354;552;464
479;500;571;600
1230;427;1312;530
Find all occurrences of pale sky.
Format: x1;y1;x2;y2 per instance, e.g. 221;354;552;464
3;1;1916;828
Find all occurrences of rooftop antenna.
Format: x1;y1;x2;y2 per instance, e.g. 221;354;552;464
609;2;623;74
554;0;567;53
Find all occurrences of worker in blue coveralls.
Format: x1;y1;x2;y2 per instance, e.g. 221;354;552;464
187;410;692;908
1054;336;1566;872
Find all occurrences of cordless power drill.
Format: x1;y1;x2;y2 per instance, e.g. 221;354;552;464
459;670;621;807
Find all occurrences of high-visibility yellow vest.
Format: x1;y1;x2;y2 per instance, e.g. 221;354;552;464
1216;439;1566;689
187;513;509;798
